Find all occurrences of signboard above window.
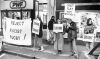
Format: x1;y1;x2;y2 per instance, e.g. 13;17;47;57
0;0;33;10
10;1;26;9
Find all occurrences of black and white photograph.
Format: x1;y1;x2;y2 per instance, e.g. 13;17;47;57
1;0;100;59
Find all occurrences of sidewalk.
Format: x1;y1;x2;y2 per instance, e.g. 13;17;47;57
1;40;96;59
2;44;75;59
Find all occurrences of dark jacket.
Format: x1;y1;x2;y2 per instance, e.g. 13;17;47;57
67;22;77;41
48;19;55;30
37;19;43;38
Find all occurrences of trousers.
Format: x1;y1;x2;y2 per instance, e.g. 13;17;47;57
54;33;64;50
69;38;78;54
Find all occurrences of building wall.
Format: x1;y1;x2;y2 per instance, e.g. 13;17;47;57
0;0;35;29
37;0;47;3
56;0;100;20
0;11;1;31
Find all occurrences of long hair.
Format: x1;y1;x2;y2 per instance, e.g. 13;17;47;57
87;18;93;26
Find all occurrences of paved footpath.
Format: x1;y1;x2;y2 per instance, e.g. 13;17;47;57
0;44;76;59
0;40;98;59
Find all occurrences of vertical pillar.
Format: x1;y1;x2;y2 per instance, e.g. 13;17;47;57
47;0;56;40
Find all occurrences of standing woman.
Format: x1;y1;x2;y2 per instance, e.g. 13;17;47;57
54;19;64;54
85;18;94;50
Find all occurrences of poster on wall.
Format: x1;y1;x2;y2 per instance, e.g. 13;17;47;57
83;14;96;42
3;18;32;45
76;12;87;41
96;14;100;26
84;26;95;42
76;12;97;42
95;26;100;42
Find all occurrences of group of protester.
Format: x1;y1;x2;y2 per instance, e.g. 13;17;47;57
33;16;78;56
48;16;78;55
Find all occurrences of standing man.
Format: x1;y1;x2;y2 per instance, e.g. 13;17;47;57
48;16;56;44
67;19;78;56
34;16;44;51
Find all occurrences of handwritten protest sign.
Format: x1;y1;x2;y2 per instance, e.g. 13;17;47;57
53;24;63;33
64;3;75;19
32;19;40;35
3;18;31;45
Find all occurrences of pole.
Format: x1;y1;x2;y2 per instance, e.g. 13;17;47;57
88;42;100;55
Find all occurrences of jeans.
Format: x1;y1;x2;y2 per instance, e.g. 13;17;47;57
69;38;78;54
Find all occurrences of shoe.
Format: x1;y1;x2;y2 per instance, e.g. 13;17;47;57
58;50;62;54
70;53;75;56
70;52;76;56
70;53;78;58
74;53;78;58
38;46;44;51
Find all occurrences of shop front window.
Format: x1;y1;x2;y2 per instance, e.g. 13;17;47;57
22;11;30;19
1;10;31;28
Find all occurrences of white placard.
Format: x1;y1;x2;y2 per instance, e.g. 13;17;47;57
64;4;75;19
53;24;63;33
77;27;84;40
32;19;40;35
3;18;32;45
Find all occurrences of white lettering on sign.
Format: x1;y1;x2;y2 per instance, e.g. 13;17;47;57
10;1;26;9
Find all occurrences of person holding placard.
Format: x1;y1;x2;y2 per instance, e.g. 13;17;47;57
85;18;94;50
34;16;44;51
54;19;64;54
